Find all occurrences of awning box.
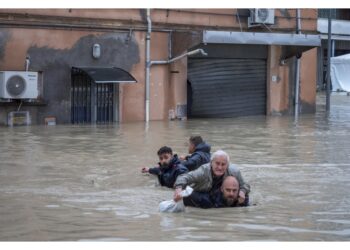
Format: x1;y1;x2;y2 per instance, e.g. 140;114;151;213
72;67;137;83
203;31;321;59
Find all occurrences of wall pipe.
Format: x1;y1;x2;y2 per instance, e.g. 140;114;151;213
294;9;302;119
326;9;332;112
294;56;301;118
150;49;207;66
25;55;30;71
145;8;151;122
296;9;302;34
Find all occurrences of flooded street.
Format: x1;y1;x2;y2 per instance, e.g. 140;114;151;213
1;93;350;241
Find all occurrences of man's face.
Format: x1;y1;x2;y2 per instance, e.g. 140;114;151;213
188;142;195;154
221;177;239;206
158;153;172;167
211;155;228;177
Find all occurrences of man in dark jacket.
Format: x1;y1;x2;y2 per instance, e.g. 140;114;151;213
174;150;250;204
183;176;249;209
141;146;188;188
180;136;211;171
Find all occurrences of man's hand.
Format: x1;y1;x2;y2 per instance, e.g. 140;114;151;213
238;190;246;204
141;167;149;173
179;155;186;161
173;186;183;202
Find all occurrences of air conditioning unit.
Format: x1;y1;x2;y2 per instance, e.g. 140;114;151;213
0;71;39;99
249;9;275;25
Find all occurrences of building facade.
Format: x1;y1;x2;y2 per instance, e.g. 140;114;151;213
0;9;320;125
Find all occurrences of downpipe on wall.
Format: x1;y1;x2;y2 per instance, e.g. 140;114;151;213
326;9;332;112
294;9;302;120
145;9;151;123
294;55;301;119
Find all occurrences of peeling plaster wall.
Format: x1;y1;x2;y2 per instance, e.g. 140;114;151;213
0;28;140;125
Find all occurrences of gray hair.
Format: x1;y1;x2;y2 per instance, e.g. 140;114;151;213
210;150;230;165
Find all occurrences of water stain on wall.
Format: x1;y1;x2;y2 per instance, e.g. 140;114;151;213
26;32;140;124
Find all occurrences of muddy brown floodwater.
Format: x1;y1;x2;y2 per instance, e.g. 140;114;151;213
1;93;350;241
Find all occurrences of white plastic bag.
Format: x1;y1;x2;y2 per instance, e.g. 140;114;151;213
159;199;185;213
159;186;193;213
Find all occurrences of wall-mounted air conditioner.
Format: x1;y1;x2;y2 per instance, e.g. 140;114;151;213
0;71;39;99
248;9;275;26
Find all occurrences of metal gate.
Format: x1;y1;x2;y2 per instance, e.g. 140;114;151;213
188;58;267;118
71;68;114;124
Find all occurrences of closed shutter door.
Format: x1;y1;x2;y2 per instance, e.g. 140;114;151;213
188;58;267;118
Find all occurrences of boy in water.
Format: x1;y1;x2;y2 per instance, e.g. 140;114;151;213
141;146;188;188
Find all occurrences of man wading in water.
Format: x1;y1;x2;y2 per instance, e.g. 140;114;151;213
175;175;247;208
173;150;250;206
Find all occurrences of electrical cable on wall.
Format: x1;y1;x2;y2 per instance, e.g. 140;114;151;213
17;100;22;112
235;10;243;32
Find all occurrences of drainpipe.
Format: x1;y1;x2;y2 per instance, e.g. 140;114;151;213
145;8;151;122
25;55;30;71
296;9;301;34
294;9;301;118
151;49;207;66
294;55;301;118
326;9;332;112
168;31;172;59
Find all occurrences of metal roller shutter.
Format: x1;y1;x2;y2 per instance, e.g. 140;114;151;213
188;58;267;118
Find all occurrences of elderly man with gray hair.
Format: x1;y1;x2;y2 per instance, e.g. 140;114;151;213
173;149;250;206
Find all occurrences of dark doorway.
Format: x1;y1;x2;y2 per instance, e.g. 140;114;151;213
71;68;115;124
187;80;193;118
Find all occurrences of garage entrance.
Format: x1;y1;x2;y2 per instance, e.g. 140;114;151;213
187;44;267;118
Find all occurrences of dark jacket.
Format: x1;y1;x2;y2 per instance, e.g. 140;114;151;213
182;142;211;171
183;190;249;209
211;191;250;208
149;154;188;188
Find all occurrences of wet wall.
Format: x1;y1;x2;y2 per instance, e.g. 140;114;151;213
28;32;140;124
0;29;139;125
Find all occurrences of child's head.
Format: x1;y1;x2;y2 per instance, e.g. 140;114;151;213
157;146;173;167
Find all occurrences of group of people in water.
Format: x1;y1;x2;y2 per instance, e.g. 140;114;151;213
141;136;250;209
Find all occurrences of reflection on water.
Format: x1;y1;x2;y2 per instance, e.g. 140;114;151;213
1;93;350;241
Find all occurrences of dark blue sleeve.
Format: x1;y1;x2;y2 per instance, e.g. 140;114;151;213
184;191;214;209
172;164;188;184
182;153;202;171
149;167;161;175
174;164;188;181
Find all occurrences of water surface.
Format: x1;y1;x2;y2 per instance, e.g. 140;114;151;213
1;93;350;241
